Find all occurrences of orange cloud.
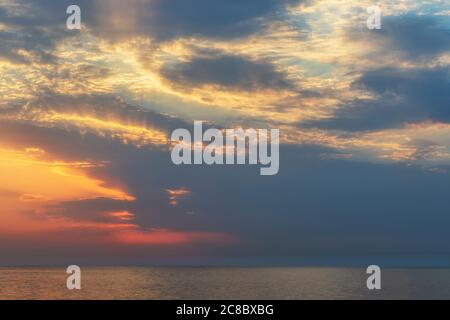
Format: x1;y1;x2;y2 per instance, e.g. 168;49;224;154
108;211;135;221
0;143;235;249
0;145;134;203
115;228;234;246
166;188;191;206
0;143;134;236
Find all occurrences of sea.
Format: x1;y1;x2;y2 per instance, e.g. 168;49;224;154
0;267;449;300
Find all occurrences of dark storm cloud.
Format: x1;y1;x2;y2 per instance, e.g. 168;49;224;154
140;0;303;41
377;15;450;59
102;143;450;256
348;14;450;60
4;0;304;45
161;54;293;91
303;67;450;131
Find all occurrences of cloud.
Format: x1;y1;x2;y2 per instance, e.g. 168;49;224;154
8;0;303;44
161;54;293;91
0;93;195;148
41;197;135;223
2;0;450;265
348;14;450;60
0;1;76;64
377;15;450;59
303;67;450;131
3;96;450;262
141;0;303;41
408;139;447;162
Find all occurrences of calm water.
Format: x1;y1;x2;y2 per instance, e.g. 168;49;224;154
0;267;449;300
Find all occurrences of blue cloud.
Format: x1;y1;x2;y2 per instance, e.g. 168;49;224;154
379;15;450;59
161;53;293;91
303;67;450;131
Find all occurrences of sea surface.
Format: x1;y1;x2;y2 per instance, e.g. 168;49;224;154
0;267;449;300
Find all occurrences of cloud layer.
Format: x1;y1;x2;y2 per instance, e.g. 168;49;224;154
1;0;450;265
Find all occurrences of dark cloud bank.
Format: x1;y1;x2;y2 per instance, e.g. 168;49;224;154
161;54;293;91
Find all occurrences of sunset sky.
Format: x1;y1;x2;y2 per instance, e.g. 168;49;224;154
1;0;450;265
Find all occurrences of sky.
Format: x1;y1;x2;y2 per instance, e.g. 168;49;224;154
0;0;450;266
